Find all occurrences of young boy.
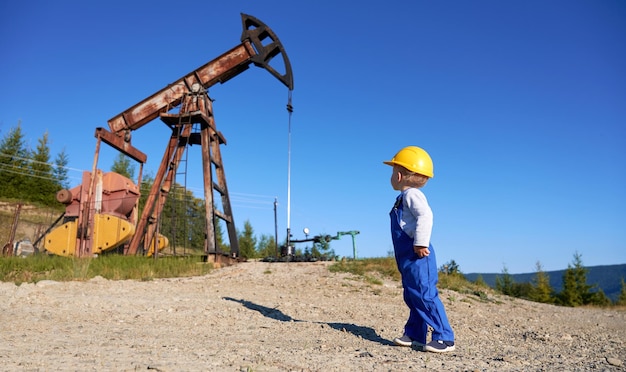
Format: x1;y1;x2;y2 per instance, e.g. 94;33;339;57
384;146;455;353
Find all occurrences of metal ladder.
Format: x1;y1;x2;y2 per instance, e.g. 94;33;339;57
126;85;239;257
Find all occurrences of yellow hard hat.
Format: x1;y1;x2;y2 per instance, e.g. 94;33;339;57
383;146;434;178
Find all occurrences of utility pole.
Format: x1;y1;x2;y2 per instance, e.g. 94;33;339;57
274;198;279;257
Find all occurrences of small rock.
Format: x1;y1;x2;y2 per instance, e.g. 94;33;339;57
35;280;59;287
606;357;623;367
89;275;108;283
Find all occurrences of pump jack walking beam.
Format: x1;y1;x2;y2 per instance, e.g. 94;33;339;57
96;13;293;256
107;14;293;139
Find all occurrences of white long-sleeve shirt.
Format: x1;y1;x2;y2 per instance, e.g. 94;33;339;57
400;188;433;247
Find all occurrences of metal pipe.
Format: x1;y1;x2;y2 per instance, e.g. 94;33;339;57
274;198;279;257
286;92;293;252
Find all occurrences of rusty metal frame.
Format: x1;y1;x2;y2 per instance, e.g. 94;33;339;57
107;13;293;138
79;13;294;257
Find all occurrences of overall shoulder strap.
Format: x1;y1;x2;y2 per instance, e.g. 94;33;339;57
393;194;403;209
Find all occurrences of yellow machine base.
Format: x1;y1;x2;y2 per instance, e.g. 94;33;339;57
44;214;136;257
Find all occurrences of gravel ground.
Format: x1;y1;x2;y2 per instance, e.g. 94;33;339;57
1;260;624;371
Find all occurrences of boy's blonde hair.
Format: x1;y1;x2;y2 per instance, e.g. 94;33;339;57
398;166;429;188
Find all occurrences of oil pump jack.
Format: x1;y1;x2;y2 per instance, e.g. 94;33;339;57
41;14;293;259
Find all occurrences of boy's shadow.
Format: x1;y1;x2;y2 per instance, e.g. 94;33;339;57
223;297;297;322
223;297;394;346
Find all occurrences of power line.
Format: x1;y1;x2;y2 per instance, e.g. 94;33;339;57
0;163;83;183
0;166;66;182
0;151;84;173
1;152;277;210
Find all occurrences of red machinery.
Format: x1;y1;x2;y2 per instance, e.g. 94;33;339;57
43;14;293;258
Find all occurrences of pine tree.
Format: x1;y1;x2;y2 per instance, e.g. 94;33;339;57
54;148;70;189
616;278;626;306
136;174;228;255
588;288;611;307
214;216;227;253
256;234;277;258
495;265;515;296
557;252;593;307
160;183;190;252
186;197;207;250
473;274;488;287
512;282;533;299
27;132;59;205
440;260;460;274
137;174;152;215
530;261;554;304
0;122;29;199
559;267;582;306
237;220;257;259
111;153;135;179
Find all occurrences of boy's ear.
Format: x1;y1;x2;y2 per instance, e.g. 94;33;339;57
395;170;403;182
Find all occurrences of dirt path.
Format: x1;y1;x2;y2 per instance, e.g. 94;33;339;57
1;261;624;371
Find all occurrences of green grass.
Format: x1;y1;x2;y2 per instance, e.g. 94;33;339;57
329;257;401;281
2;255;487;302
329;257;492;299
330;258;626;309
0;254;212;284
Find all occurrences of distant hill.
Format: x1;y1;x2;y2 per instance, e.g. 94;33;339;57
463;264;626;302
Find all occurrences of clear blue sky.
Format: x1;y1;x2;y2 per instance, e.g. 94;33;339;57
1;1;624;274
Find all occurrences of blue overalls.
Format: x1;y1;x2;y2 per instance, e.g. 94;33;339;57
390;195;455;343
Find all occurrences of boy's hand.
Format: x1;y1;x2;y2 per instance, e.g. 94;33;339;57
414;246;430;258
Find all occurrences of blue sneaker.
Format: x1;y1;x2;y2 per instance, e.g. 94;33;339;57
393;335;413;347
424;340;455;353
393;335;425;349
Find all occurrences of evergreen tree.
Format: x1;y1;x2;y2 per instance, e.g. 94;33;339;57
310;243;321;258
0;122;29;199
214;216;227;253
137;174;154;214
179;189;219;253
256;234;277;258
557;252;593;307
135;174;228;255
53;148;70;189
558;267;583;306
185;198;207;250
587;288;611;307
511;282;533;299
27;132;59;205
495;265;515;296
111;153;135;179
237;220;257;259
529;261;554;304
440;260;460;274
473;274;488;287
616;278;626;306
160;184;190;252
310;234;336;259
